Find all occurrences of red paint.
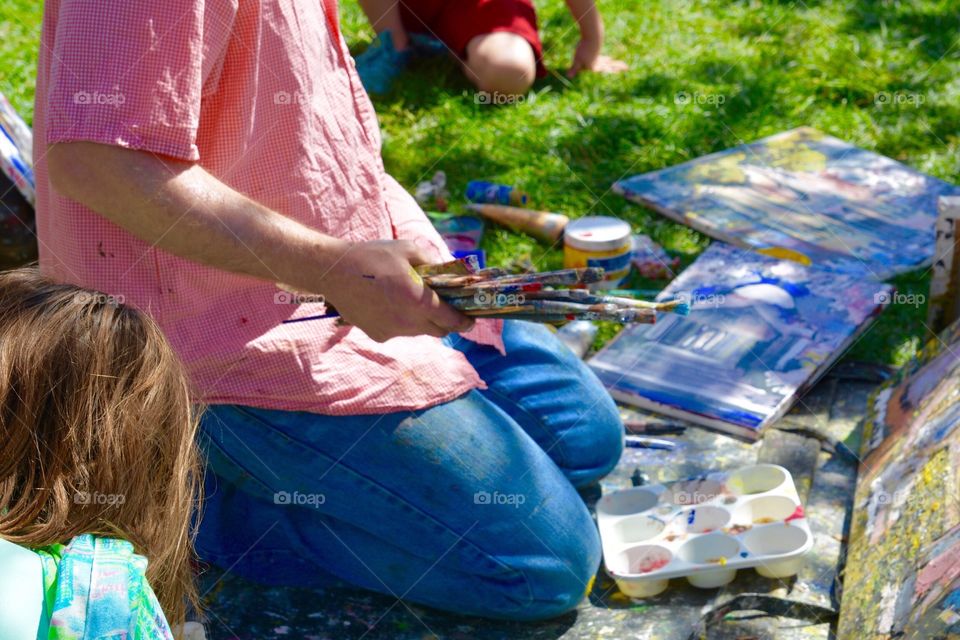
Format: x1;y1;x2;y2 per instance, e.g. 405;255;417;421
637;556;669;573
240;317;248;324
785;505;805;522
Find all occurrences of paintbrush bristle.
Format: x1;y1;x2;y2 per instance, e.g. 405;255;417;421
652;298;690;315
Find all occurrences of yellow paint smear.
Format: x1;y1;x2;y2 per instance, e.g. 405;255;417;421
756;246;813;266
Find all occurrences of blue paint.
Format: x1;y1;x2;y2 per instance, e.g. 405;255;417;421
944;588;960;609
693;276;808;303
687;509;696;525
452;249;486;269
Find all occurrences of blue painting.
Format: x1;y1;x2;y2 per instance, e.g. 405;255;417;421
588;242;891;440
614;127;960;279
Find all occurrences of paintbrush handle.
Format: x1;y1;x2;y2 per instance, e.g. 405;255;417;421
465;309;656;323
437;282;545;299
282;311;340;324
466;267;605;287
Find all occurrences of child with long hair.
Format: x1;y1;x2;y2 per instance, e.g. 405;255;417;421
0;268;202;639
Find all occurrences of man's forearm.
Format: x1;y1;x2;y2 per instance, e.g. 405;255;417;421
47;141;347;292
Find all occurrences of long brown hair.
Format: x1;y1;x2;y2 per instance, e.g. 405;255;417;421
0;267;201;631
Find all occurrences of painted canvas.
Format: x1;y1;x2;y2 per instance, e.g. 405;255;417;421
838;318;960;639
0;91;34;205
614;127;960;279
928;196;960;333
587;242;891;440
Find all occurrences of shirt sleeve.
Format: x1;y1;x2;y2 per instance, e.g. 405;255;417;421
44;0;206;161
382;173;506;354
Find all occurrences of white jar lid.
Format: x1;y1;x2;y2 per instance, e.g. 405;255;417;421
565;216;632;251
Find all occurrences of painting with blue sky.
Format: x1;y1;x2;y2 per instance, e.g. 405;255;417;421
588;242;891;439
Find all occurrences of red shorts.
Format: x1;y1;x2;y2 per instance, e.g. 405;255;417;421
399;0;547;77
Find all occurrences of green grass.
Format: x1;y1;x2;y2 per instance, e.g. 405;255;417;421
3;0;958;365
0;0;41;120
340;0;960;365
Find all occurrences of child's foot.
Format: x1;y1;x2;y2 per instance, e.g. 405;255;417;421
354;31;412;95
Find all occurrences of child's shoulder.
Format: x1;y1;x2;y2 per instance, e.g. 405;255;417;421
41;534;175;640
0;537;45;640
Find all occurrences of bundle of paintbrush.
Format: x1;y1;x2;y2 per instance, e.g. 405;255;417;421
419;260;690;323
282;258;688;325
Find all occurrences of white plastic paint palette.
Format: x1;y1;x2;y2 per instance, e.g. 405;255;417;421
596;464;812;598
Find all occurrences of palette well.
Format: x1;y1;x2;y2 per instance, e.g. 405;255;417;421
597;464;812;597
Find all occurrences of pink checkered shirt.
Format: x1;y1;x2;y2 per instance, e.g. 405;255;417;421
34;0;503;414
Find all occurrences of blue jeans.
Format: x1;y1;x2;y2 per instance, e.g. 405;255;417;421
196;321;623;620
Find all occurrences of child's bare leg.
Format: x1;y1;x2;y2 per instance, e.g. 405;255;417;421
357;0;410;50
464;32;536;96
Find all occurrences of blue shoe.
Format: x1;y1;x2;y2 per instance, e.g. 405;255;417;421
354;30;413;95
409;33;447;57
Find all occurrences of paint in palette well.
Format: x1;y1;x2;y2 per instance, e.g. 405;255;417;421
596;464;813;595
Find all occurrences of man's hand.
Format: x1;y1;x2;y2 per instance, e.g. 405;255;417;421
319;240;474;342
568;39;629;78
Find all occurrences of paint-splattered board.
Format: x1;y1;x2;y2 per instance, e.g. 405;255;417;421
588;242;890;440
837;319;960;639
198;370;872;639
928;196;960;333
614;127;960;280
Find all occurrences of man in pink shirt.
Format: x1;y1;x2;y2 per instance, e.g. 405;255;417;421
36;0;623;621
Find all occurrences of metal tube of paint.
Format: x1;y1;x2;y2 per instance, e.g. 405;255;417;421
555;320;598;358
466;203;569;245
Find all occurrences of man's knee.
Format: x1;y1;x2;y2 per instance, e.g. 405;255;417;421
570;396;625;486
466;32;536;96
488;320;626;486
484;507;602;620
548;367;625;487
509;552;600;620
